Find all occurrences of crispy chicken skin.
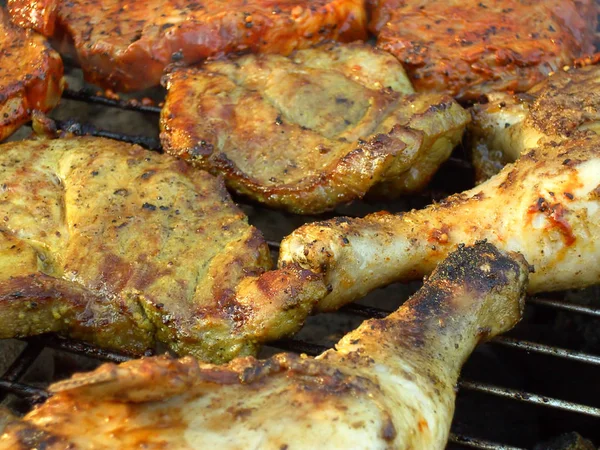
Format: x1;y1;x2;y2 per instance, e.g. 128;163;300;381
7;0;367;92
0;9;63;142
280;134;600;311
0;136;327;362
470;64;600;181
368;0;598;101
0;243;528;450
161;43;470;214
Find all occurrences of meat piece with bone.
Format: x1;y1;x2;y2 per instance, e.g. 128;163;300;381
0;242;528;450
470;64;600;182
7;0;367;92
160;42;470;214
280;133;600;311
0;8;63;141
0;135;326;363
368;0;598;101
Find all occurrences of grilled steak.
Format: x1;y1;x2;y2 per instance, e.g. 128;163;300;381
280;133;600;311
470;64;600;181
0;8;63;141
160;42;470;214
0;243;528;450
368;0;598;101
7;0;367;92
0;136;326;362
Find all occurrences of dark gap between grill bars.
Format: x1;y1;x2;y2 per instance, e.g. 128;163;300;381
0;77;598;450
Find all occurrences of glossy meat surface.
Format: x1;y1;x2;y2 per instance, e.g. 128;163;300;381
369;0;598;101
470;64;600;181
8;0;367;92
161;43;470;214
0;136;326;362
0;243;528;450
280;134;600;310
0;8;63;141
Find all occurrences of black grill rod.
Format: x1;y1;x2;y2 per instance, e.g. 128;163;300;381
54;119;162;151
0;380;49;403
459;380;600;418
448;433;524;450
342;303;600;366
0;343;44;402
62;88;162;114
528;297;600;318
20;336;152;364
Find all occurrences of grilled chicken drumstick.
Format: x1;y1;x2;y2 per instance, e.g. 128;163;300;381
280;134;600;311
0;242;528;450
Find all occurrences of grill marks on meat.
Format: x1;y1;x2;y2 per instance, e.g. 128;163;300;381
470;64;600;182
0;243;528;450
280;134;600;311
0;136;327;362
368;0;598;101
0;9;63;141
160;43;470;214
7;0;367;92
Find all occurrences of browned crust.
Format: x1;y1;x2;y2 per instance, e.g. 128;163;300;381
0;9;64;141
8;0;367;92
160;44;469;214
527;65;600;136
0;136;328;362
369;0;598;101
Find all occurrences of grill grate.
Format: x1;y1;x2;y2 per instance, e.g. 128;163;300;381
0;83;599;449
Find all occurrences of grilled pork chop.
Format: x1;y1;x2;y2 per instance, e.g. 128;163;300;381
470;64;600;182
7;0;367;92
161;42;470;214
0;243;528;450
0;8;63;141
280;133;600;311
368;0;598;101
0;136;326;362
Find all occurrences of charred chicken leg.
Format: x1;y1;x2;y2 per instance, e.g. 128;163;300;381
280;134;600;310
0;242;528;450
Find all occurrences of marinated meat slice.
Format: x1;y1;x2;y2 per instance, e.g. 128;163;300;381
280;134;600;311
470;64;600;181
0;136;326;363
0;8;63;141
7;0;367;92
160;42;470;214
0;243;528;450
368;0;598;101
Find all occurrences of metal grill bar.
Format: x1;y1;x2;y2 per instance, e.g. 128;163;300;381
0;380;49;403
492;336;600;365
63;88;162;114
0;344;44;403
528;297;600;317
448;433;524;450
458;381;600;418
25;336;142;364
54;120;162;150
